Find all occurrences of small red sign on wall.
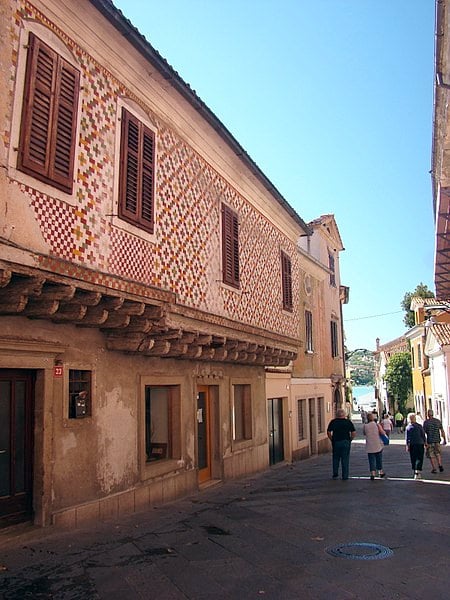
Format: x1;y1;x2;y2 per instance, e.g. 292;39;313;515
53;365;63;378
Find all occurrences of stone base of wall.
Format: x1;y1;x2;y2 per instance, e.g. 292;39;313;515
223;443;268;480
317;438;330;455
292;446;310;461
52;470;197;528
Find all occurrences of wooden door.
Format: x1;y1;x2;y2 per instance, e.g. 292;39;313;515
197;386;212;483
0;370;34;526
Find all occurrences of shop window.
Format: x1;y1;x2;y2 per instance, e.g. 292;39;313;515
69;370;91;418
232;384;252;441
145;386;180;462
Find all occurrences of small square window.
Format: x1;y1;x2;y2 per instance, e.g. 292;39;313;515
69;370;91;418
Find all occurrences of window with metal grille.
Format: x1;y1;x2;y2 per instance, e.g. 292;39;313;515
232;384;252;441
305;309;313;352
69;370;91;419
221;204;240;288
281;251;293;311
317;397;324;433
297;398;306;440
331;320;339;358
119;108;155;233
18;33;80;193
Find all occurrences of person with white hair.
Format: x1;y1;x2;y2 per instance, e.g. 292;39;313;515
405;412;427;480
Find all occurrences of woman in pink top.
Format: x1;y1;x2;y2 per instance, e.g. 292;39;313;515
363;412;386;480
381;414;393;437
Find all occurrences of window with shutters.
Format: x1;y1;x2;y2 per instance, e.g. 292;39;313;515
328;251;336;287
18;33;80;194
281;251;293;311
331;320;339;358
305;309;313;352
119;108;156;234
221;204;240;288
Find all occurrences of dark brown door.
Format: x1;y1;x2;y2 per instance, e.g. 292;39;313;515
197;386;211;483
0;370;34;525
268;398;284;465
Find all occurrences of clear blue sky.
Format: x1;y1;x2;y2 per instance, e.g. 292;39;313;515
114;0;436;351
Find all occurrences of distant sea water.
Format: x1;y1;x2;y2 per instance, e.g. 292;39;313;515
351;385;375;408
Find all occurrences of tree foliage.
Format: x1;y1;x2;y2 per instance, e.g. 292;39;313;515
346;349;375;386
401;283;434;329
384;352;412;414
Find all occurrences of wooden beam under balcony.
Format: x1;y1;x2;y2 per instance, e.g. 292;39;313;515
24;299;59;318
144;340;171;356
79;306;109;326
0;297;28;313
0;269;12;288
67;290;102;306
51;304;88;322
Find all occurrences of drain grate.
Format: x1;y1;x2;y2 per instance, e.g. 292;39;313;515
326;542;393;561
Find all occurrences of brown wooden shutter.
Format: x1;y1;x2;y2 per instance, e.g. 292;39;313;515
281;251;293;311
18;33;79;193
51;60;79;189
119;108;155;233
222;204;239;287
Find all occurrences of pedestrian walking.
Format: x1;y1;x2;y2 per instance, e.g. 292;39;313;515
363;412;386;480
395;410;404;433
327;408;356;481
423;409;446;474
381;413;393;437
405;412;427;480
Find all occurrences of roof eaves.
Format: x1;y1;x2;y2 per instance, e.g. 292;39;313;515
89;0;312;236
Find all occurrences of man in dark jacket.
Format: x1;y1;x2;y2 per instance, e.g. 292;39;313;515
406;412;427;480
423;409;446;474
327;408;356;480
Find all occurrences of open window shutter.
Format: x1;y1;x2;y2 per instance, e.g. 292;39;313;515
19;33;55;179
51;59;79;191
140;126;155;230
19;33;79;193
119;108;154;233
222;204;239;287
282;252;293;311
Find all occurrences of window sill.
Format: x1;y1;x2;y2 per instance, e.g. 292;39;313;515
141;458;181;480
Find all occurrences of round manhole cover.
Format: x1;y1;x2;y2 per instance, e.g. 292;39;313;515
326;542;393;561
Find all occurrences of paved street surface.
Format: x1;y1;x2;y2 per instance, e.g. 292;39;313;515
1;415;450;599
